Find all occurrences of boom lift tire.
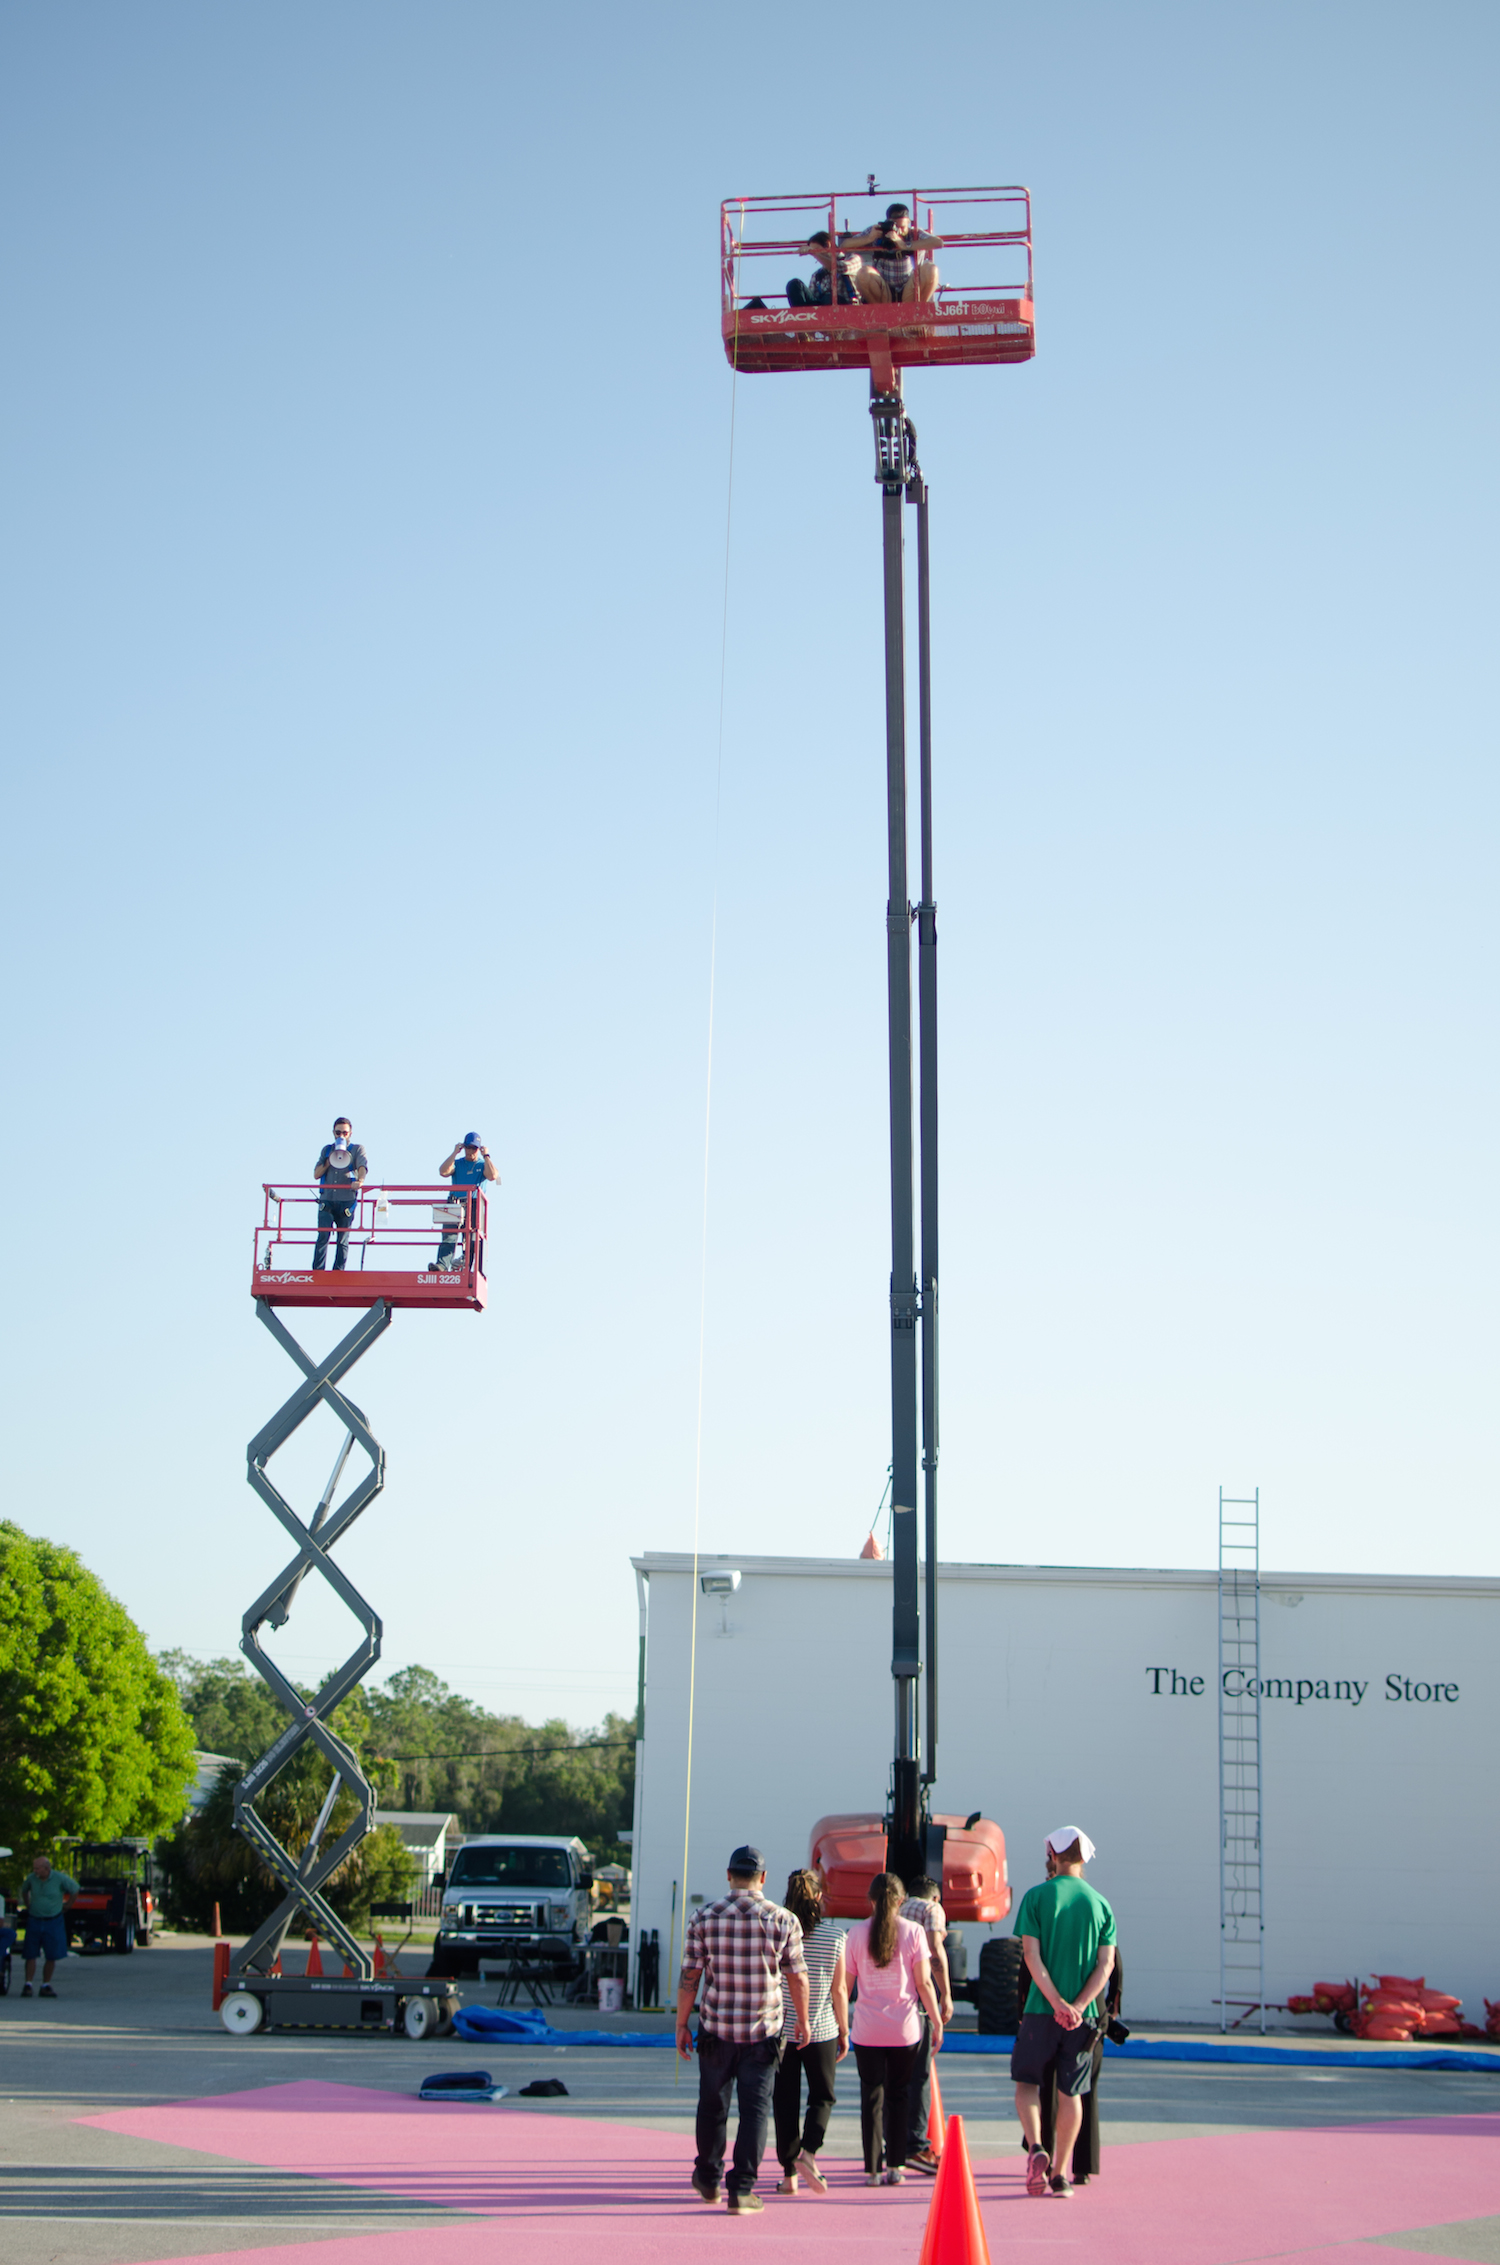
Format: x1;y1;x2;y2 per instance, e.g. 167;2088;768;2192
976;1935;1026;2035
113;1920;136;1954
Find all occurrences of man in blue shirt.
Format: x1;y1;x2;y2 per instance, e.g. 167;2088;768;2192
311;1117;368;1271
435;1132;497;1270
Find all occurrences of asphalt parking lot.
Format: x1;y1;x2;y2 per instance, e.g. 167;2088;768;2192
5;1936;1499;2265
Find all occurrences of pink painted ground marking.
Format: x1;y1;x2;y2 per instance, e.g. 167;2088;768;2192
80;2086;1500;2265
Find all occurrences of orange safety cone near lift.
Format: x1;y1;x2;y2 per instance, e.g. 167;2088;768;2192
916;2116;991;2265
304;1932;325;1978
926;2061;946;2157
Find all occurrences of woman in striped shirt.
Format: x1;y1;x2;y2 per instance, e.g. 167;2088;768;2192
773;1870;848;2196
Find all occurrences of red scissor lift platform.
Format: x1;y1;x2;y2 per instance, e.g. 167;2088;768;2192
252;1183;488;1311
721;185;1033;387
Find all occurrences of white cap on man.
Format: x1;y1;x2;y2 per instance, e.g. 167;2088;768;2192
1045;1826;1097;1863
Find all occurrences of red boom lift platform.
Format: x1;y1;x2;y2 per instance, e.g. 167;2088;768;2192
721;185;1034;387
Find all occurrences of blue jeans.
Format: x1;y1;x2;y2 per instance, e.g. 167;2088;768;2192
694;2030;778;2196
312;1198;356;1270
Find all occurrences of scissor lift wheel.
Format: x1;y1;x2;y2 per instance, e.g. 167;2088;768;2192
401;1995;439;2041
221;1990;266;2035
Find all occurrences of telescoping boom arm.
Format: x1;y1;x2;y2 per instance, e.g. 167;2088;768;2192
871;384;940;1888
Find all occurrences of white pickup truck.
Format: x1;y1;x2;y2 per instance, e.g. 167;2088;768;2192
427;1834;594;1981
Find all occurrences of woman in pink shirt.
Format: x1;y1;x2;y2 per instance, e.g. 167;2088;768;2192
843;1872;945;2184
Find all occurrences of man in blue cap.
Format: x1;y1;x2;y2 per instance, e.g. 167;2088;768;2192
677;1845;810;2215
435;1132;497;1270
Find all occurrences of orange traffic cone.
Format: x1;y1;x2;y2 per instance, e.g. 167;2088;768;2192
372;1931;388;1977
269;1952;283;1976
212;1941;231;2009
305;1932;325;1978
927;2061;946;2157
916;2115;990;2265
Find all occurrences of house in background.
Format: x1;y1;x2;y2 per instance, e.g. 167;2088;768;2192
373;1811;460;1889
188;1751;240;1812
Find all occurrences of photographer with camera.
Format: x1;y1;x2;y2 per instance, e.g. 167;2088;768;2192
435;1132;497;1270
841;203;943;304
311;1117;368;1272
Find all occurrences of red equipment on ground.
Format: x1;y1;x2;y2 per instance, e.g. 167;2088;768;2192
721;186;1034;388
927;2061;947;2158
1286;1973;1482;2041
810;1813;1010;1925
916;2114;991;2265
251;1182;488;1311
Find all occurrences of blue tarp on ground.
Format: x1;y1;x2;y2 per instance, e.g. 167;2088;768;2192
943;2033;1500;2074
453;2007;675;2047
450;2005;1500;2073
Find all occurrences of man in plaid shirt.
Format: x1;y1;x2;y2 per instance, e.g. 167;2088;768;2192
677;1844;810;2214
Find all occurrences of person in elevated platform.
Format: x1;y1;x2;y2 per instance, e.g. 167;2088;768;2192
435;1131;496;1270
787;230;863;307
842;204;943;304
312;1117;367;1271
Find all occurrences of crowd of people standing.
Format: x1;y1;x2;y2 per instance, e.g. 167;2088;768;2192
675;1826;1117;2210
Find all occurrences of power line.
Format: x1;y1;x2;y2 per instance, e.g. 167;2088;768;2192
382;1740;635;1761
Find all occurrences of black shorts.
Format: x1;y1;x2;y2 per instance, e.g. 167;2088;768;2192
1010;2011;1099;2096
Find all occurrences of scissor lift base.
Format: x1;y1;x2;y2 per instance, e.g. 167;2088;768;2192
219;1974;461;2036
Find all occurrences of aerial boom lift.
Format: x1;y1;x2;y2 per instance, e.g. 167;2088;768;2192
722;186;1034;1919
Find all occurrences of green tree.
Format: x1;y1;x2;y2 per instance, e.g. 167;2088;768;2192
0;1522;198;1892
156;1650;285;1762
166;1760;413;1936
160;1650;640;1919
362;1670;637;1864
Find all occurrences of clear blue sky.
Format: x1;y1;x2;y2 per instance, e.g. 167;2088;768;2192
2;1;1495;1729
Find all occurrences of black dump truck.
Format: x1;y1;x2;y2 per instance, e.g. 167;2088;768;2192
61;1839;156;1952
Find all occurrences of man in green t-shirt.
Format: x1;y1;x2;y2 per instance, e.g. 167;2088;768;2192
1009;1826;1116;2200
19;1854;79;1998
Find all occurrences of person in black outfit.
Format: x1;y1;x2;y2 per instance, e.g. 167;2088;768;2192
787;230;863;307
311;1117;367;1270
1036;1948;1124;2183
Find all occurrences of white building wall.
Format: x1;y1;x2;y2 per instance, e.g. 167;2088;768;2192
631;1553;1500;2022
